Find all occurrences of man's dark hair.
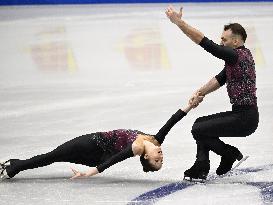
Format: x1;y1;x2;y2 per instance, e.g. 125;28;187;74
140;155;159;172
224;23;247;42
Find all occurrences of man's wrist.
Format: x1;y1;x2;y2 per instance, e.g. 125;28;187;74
196;90;205;97
176;19;185;27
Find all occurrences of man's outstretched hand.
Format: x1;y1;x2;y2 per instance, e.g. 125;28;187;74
165;6;183;25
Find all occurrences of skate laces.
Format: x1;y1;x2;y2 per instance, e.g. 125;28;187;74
0;160;10;170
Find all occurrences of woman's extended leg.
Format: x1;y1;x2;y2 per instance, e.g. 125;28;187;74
5;134;104;178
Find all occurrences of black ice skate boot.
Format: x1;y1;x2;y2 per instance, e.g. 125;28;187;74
0;168;10;180
0;160;11;180
184;160;210;181
0;160;10;171
216;145;243;176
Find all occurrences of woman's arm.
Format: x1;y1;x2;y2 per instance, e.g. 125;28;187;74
70;145;136;179
154;106;190;144
96;145;134;173
182;104;192;113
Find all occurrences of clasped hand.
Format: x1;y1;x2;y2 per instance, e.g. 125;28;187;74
189;91;204;108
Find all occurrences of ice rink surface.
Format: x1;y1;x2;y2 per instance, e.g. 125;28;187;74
0;2;273;204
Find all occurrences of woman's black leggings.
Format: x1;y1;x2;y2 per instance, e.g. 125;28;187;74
6;134;104;178
191;105;259;161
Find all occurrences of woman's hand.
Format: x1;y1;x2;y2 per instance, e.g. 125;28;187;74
70;168;85;179
70;167;99;179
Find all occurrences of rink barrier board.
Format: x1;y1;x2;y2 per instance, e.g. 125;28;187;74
1;0;273;5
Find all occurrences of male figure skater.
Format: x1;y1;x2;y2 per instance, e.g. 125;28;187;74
166;6;259;180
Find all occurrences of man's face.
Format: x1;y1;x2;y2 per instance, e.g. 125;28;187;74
220;29;237;48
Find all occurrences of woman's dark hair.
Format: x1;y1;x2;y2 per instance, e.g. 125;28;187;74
224;23;247;42
140;155;159;172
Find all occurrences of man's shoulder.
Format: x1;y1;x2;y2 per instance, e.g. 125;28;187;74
235;46;252;55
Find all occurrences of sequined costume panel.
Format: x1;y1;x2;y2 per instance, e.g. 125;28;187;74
199;36;257;106
225;47;257;105
91;129;139;154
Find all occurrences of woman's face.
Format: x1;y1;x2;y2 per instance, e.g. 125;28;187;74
144;146;163;170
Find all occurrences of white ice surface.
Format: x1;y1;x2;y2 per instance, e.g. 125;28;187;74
0;2;273;205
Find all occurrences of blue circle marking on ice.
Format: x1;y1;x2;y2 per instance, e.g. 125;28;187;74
128;164;273;205
129;181;194;205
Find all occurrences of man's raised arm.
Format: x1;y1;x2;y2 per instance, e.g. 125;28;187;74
165;6;204;44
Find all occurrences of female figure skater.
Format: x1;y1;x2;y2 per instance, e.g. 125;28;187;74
0;101;199;180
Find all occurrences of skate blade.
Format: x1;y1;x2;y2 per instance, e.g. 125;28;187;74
183;176;206;183
231;156;249;171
